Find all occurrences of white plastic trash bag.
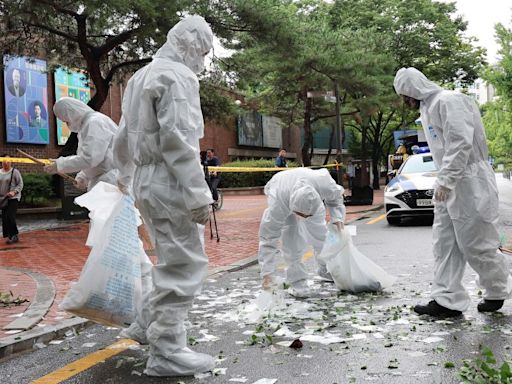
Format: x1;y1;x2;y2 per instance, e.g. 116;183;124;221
61;188;150;327
319;224;396;293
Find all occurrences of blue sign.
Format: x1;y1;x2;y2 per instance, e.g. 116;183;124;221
3;56;49;144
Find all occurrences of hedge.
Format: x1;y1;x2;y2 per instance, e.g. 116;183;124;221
20;173;56;206
218;159;299;188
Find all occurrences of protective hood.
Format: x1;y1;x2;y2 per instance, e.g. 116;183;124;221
54;97;94;132
154;15;213;74
393;67;443;101
290;183;323;216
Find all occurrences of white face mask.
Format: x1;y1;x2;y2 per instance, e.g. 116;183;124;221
186;55;206;74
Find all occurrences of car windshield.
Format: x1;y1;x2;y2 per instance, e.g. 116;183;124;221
400;155;437;174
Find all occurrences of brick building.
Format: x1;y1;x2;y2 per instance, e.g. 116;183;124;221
0;63;305;170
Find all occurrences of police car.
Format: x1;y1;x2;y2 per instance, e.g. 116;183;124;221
384;153;437;225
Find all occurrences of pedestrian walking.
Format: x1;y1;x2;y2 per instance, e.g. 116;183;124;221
0;155;23;244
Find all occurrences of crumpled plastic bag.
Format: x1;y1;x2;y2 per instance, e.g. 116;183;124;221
318;224;396;293
60;182;152;327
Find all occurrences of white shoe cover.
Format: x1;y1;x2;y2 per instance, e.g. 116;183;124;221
317;264;334;282
119;322;148;344
290;279;313;298
144;347;215;377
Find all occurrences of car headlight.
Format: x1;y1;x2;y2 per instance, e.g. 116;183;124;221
385;183;403;193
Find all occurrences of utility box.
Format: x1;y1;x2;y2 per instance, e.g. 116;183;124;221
59;178;89;220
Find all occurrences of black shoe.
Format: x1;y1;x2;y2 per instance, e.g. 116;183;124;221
477;299;504;313
414;300;462;318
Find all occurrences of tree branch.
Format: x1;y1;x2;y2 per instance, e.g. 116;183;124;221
97;27;141;57
25;21;78;42
105;57;152;83
36;0;80;18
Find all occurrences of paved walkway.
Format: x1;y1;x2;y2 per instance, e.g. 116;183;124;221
0;190;383;340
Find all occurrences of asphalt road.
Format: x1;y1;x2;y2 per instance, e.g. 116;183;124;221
2;175;512;384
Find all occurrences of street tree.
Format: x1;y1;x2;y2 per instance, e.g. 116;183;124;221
329;0;485;189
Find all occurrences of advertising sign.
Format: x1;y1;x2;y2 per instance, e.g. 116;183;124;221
237;111;263;147
262;115;283;148
3;56;49;144
54;68;91;145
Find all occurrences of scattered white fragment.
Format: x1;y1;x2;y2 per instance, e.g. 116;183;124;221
81;342;97;348
408;351;427;357
229;377;248;383
431;331;450;336
373;333;385;339
422;337;444;344
252;379;277;384
213;367;227;375
7;313;23;318
49;340;64;345
4;330;22;334
131;370;142;376
297;354;313;358
194;372;212;379
34;342;47;349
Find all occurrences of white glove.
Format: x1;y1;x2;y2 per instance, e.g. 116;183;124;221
43;160;58;174
332;221;344;232
434;185;451;202
75;176;88;190
190;205;210;224
117;180;129;195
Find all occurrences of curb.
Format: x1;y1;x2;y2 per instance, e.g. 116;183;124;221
0;317;91;360
0;204;383;360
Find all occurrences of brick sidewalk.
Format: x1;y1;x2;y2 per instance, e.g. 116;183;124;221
0;190;383;339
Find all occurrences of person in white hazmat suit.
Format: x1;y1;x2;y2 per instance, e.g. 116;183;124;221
394;67;512;317
113;16;215;376
43;97;118;190
259;168;346;297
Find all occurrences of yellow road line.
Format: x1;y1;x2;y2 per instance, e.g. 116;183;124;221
32;339;137;384
366;214;386;225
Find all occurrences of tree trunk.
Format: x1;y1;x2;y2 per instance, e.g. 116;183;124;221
301;94;313;166
360;116;370;187
323;125;335;165
372;156;380;190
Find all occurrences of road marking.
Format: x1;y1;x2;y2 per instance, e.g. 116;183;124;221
366;214;386;225
31;339;137;384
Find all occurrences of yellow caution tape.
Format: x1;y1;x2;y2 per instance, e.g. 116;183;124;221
0;156;52;165
0;156;343;172
208;163;342;173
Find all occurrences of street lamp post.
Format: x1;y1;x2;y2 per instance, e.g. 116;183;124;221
334;80;343;185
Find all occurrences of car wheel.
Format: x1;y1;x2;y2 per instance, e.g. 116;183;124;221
387;216;401;225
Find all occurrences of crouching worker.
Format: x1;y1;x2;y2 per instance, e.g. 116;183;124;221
259;168;346;297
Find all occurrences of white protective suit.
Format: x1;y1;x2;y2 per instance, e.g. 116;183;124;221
51;98;118;190
259;168;346;286
113;15;215;376
394;67;512;312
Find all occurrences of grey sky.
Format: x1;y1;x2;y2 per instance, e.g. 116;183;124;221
440;0;511;63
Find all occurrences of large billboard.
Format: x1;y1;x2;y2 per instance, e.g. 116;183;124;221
3;56;49;144
54;68;91;145
237;111;263;147
262;115;282;148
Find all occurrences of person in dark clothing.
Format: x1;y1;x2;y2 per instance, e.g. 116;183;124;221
204;148;221;203
275;149;288;168
0;155;23;244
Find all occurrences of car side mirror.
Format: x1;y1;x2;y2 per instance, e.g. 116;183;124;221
388;170;396;178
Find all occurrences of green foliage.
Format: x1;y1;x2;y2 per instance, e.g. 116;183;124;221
219;159;298;188
21;173;55;206
482;19;512;169
482;100;512;167
483;22;512;100
459;345;512;383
